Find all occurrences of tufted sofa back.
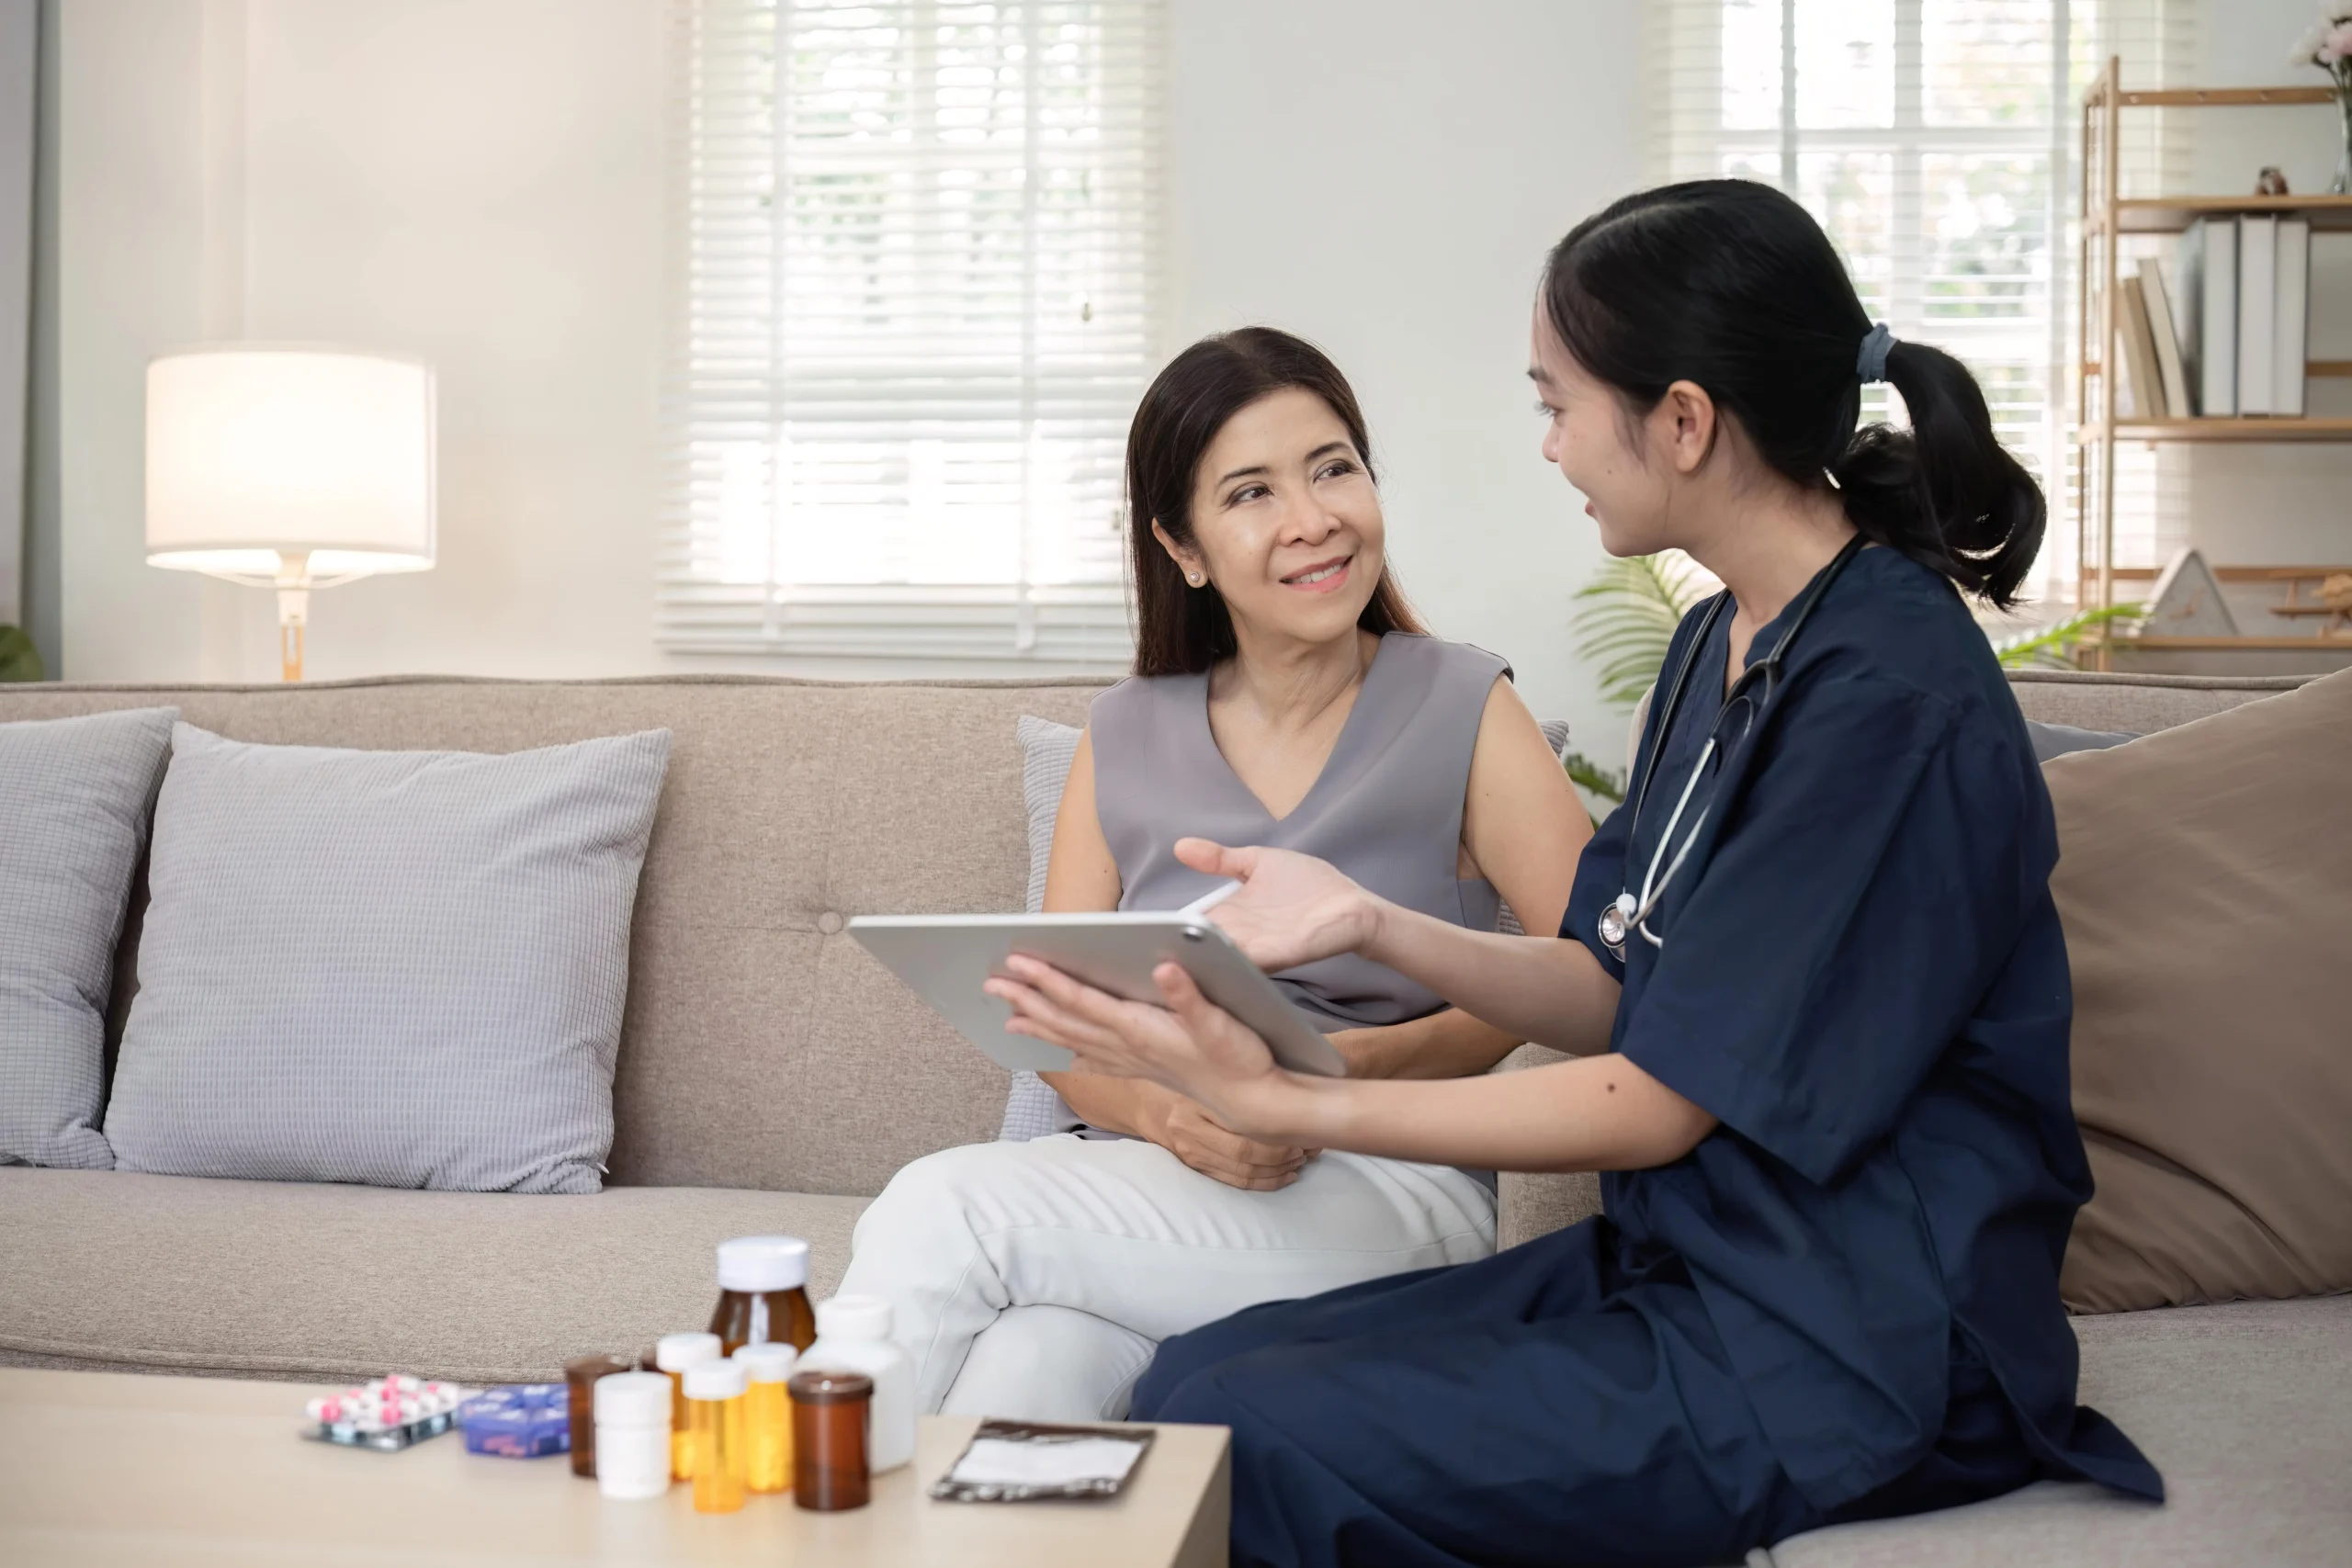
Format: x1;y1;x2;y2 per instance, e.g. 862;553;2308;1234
0;674;1111;1196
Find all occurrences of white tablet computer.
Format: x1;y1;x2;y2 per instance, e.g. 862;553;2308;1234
848;907;1348;1078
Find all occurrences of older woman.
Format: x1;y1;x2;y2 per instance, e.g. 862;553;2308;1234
834;327;1590;1422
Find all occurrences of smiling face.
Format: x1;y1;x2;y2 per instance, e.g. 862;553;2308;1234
1530;303;1704;558
1154;386;1385;650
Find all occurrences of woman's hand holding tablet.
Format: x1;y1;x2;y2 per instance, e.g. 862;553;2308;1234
985;837;1386;1138
849;901;1350;1082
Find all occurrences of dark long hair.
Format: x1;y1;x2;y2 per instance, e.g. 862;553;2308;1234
1125;328;1426;676
1542;180;2043;607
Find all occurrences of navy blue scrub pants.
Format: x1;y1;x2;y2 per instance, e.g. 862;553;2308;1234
1130;1219;2037;1568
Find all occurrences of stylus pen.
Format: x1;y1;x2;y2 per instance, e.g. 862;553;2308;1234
1180;880;1245;918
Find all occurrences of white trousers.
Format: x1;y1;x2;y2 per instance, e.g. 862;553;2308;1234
835;1134;1497;1422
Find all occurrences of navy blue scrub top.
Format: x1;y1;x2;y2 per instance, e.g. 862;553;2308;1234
1566;545;2161;1512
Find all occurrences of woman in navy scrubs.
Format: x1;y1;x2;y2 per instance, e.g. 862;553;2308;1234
988;180;2162;1568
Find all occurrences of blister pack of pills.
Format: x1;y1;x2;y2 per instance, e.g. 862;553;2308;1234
458;1383;571;1458
303;1376;473;1452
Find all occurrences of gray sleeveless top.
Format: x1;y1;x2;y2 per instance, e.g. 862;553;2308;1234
1090;633;1509;1029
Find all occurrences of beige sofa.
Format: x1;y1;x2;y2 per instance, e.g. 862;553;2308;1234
2;669;2344;1566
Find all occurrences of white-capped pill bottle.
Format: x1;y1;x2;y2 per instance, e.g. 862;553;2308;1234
734;1342;798;1494
797;1294;914;1473
653;1331;722;1481
593;1372;675;1501
684;1359;750;1515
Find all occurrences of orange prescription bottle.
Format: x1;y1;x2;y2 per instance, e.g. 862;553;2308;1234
653;1331;722;1482
684;1359;750;1515
709;1235;817;1356
734;1342;798;1495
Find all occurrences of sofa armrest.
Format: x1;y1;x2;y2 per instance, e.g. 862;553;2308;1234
1491;1043;1604;1250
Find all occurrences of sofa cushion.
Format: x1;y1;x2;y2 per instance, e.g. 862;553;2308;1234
0;707;175;1170
0;1168;866;1385
106;724;673;1194
2046;670;2352;1312
1761;1295;2352;1567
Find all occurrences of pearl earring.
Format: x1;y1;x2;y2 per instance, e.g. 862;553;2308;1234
1187;572;1204;586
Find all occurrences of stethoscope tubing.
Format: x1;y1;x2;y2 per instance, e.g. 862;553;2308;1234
1605;536;1868;958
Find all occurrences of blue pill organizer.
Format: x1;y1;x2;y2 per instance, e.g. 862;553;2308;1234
458;1383;571;1459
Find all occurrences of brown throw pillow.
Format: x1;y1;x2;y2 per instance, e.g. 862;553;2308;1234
2049;667;2352;1314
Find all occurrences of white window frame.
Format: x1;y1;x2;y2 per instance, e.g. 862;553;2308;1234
660;0;1161;663
1647;0;2192;606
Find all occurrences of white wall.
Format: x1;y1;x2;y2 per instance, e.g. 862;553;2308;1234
62;0;669;686
58;0;209;679
1162;1;1644;747
57;0;1646;754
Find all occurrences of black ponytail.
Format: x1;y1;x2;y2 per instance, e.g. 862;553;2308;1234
1543;180;2043;608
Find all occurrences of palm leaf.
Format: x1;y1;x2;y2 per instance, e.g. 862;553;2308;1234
1571;551;1716;709
1562;749;1627;814
0;626;42;683
1993;603;2144;670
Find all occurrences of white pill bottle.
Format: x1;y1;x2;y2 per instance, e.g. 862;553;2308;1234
797;1294;915;1473
593;1371;676;1500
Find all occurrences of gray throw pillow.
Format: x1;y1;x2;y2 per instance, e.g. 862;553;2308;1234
996;712;1573;1141
104;723;672;1193
0;707;177;1168
2027;719;2140;764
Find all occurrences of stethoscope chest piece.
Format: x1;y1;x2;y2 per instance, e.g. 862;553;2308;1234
1598;893;1635;962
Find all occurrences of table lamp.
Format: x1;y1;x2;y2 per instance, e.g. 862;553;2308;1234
145;345;435;681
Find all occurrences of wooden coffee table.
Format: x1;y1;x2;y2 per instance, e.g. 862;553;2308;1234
0;1368;1229;1566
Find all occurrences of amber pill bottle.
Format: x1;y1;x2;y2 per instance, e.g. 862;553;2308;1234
684;1359;750;1515
788;1369;873;1511
709;1235;817;1356
562;1352;636;1479
653;1331;722;1482
734;1342;797;1495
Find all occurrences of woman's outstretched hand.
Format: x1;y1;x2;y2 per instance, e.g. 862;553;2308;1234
984;954;1302;1142
1173;839;1385;973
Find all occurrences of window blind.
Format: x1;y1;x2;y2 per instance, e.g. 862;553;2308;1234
1646;0;2190;602
662;0;1160;660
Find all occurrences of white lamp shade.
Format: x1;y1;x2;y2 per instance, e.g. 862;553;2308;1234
145;346;436;577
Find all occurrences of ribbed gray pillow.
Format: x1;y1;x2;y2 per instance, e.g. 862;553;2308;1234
105;723;672;1193
0;706;177;1168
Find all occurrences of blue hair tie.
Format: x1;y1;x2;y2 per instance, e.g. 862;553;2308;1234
1856;321;1896;384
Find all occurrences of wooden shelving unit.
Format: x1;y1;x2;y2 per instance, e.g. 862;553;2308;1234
2075;61;2352;666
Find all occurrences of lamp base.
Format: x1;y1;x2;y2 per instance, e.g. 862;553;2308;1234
276;553;312;682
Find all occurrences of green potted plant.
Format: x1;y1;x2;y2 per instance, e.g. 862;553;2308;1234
0;626;42;682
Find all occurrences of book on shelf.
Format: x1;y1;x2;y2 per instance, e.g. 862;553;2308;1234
2139;257;2191;420
2238;216;2277;417
2176;217;2236;416
2274;217;2310;418
2119;274;2165;418
2313;233;2351;418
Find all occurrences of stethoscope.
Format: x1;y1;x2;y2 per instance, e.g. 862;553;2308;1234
1597;535;1867;961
